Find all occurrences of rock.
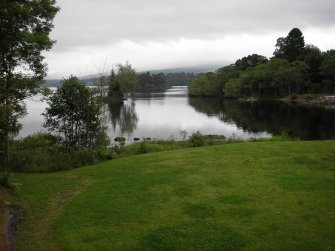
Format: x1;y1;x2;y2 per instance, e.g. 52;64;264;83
114;137;125;142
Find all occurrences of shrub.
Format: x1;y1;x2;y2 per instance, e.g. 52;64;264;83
289;93;298;100
0;172;14;189
139;141;148;154
9;132;69;172
70;150;97;168
189;131;205;147
96;148;116;160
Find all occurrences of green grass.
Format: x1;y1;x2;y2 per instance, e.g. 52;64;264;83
11;141;335;250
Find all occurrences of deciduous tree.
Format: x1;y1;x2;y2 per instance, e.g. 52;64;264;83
0;0;59;164
44;77;108;152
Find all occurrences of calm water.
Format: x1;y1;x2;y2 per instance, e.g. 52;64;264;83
20;86;335;142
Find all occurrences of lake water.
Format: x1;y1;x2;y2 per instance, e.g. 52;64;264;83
20;86;335;142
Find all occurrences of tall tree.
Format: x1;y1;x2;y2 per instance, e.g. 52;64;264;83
0;0;59;164
116;62;138;94
274;28;305;62
107;69;124;101
320;50;335;93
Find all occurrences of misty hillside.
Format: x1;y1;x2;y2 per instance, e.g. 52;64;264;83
43;63;230;87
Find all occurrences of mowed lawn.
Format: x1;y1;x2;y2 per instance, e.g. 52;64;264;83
13;141;335;251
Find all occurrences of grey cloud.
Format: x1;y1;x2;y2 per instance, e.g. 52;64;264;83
52;0;335;51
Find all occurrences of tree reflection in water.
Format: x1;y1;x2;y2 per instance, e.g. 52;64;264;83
107;100;138;136
188;97;335;140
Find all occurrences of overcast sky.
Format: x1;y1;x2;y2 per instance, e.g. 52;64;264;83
45;0;335;78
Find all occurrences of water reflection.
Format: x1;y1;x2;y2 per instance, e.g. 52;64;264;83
188;97;335;140
107;87;269;142
107;100;138;136
20;86;334;142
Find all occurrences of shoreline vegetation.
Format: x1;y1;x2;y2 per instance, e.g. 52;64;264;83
188;28;335;100
2;132;285;174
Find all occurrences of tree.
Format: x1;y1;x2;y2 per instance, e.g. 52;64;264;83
302;45;323;85
188;74;216;97
0;0;59;164
274;28;305;62
152;72;168;90
234;54;268;71
137;72;153;91
107;63;138;100
44;77;108;152
107;69;124;101
116;62;138;94
217;64;241;95
320;50;335;92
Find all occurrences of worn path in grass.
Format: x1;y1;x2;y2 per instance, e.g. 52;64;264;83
12;141;335;250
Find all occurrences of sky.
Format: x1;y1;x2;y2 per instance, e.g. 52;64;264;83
45;0;335;78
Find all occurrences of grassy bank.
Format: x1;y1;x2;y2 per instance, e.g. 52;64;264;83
7;141;335;250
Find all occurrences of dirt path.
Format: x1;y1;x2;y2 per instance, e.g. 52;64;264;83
0;189;18;251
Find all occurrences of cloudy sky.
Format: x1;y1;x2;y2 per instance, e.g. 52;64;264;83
45;0;335;78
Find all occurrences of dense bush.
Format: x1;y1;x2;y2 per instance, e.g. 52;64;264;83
9;132;115;173
139;141;148;154
189;131;205;147
0;172;13;189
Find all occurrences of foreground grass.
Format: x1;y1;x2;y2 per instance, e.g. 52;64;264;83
12;141;335;250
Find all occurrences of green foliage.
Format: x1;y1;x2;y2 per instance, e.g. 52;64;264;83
189;131;205;147
107;69;124;101
289;93;298;100
10;132;70;172
70;150;98;168
188;74;218;97
8;132;115;173
137;72;169;91
320;50;335;93
107;63;138;100
188;28;334;99
224;78;243;98
224;58;309;98
302;45;323;84
166;72;196;86
189;54;267;98
0;171;14;189
139;141;148;154
44;76;108;152
96;148;116;160
116;62;138;94
235;54;268;71
0;0;59;165
274;28;305;62
113;137;126;154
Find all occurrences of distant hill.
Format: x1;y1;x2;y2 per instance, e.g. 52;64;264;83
43;77;96;87
44;63;231;87
142;63;229;74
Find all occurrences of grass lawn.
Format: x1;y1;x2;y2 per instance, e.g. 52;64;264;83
11;141;335;250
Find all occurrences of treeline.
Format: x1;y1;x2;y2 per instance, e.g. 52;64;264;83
137;72;169;91
137;72;196;91
166;72;197;86
189;28;335;98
